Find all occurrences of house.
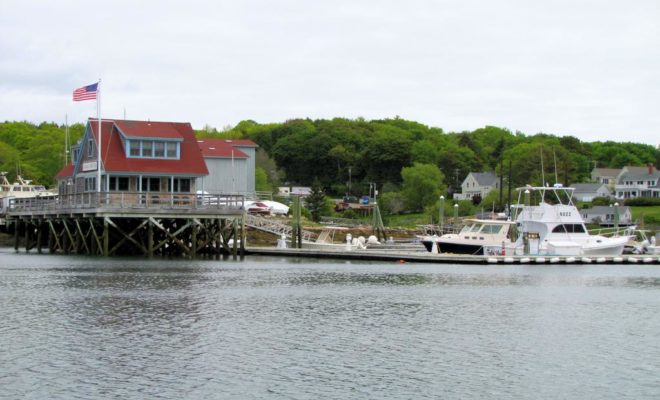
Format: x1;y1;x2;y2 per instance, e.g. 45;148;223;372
580;205;633;226
614;164;660;199
591;168;621;187
569;183;612;202
56;118;208;197
278;186;312;197
196;139;258;195
453;172;499;201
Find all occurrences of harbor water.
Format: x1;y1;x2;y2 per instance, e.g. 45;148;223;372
1;248;660;399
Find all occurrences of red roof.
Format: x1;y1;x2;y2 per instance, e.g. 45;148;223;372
56;119;208;178
56;163;74;179
197;139;249;159
114;119;184;139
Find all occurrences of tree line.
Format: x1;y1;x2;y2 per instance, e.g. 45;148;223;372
217;118;659;208
1;119;658;213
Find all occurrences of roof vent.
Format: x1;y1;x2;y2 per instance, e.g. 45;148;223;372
209;147;215;150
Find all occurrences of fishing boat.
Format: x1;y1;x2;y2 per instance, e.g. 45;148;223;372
497;185;633;256
420;219;514;255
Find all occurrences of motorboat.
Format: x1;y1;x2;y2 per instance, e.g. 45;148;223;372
420;219;514;255
0;172;57;200
500;185;633;256
1;172;58;225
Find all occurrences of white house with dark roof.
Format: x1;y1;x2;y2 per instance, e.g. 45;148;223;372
453;172;499;201
569;183;612;202
614;164;660;199
580;205;633;226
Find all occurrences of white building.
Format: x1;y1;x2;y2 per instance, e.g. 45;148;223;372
614;165;660;199
278;186;312;197
453;172;499;201
569;183;612;202
580;205;633;226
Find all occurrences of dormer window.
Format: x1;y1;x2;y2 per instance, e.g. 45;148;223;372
126;139;180;159
130;141;140;156
154;142;165;157
141;141;153;157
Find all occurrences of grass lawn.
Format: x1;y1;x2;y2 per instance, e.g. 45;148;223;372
630;206;660;228
382;213;432;229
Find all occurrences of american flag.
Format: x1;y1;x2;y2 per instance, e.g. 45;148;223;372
72;83;98;101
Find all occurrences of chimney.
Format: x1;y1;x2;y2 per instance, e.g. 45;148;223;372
649;163;654;175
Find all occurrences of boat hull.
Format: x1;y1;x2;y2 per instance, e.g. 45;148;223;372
421;239;486;255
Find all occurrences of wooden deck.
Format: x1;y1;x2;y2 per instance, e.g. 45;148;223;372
7;191;246;218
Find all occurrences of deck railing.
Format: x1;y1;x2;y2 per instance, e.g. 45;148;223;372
8;192;245;213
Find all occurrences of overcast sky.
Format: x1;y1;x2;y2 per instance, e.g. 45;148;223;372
1;0;659;145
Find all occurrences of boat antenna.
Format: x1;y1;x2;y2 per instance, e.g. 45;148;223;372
553;146;558;185
540;146;545;187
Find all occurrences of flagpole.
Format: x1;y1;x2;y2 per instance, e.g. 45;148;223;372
64;113;68;165
97;79;102;193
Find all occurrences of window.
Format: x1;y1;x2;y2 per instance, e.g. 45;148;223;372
169;178;191;193
480;224;504;234
141;141;153;157
154;142;165;157
129;140;140;156
166;142;176;158
109;176;130;191
128;139;179;159
84;177;96;192
552;224;586;233
141;177;161;192
87;139;95;157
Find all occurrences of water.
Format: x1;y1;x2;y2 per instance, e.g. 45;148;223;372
1;248;660;399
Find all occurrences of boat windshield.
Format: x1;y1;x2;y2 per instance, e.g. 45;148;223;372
480;224;504;234
459;224;476;234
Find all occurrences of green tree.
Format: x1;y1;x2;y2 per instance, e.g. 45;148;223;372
401;163;446;212
305;178;327;222
255;167;270;192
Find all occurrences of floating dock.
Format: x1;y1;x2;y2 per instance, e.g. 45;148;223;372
246;246;660;265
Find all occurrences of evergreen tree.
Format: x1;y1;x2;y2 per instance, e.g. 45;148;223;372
305;178;326;222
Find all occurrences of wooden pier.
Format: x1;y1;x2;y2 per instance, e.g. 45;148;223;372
6;192;247;258
246;246;660;265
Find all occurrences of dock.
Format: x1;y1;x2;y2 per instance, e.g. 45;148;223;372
246;246;660;265
6;192;247;258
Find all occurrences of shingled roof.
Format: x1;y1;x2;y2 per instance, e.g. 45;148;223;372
56;119;209;178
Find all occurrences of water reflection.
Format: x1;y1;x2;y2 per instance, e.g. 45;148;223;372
2;250;660;399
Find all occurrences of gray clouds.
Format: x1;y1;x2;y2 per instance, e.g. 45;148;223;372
1;0;658;144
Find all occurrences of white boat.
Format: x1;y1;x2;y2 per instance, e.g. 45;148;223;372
506;185;633;256
1;172;58;225
420;219;514;255
299;226;365;251
0;172;58;201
